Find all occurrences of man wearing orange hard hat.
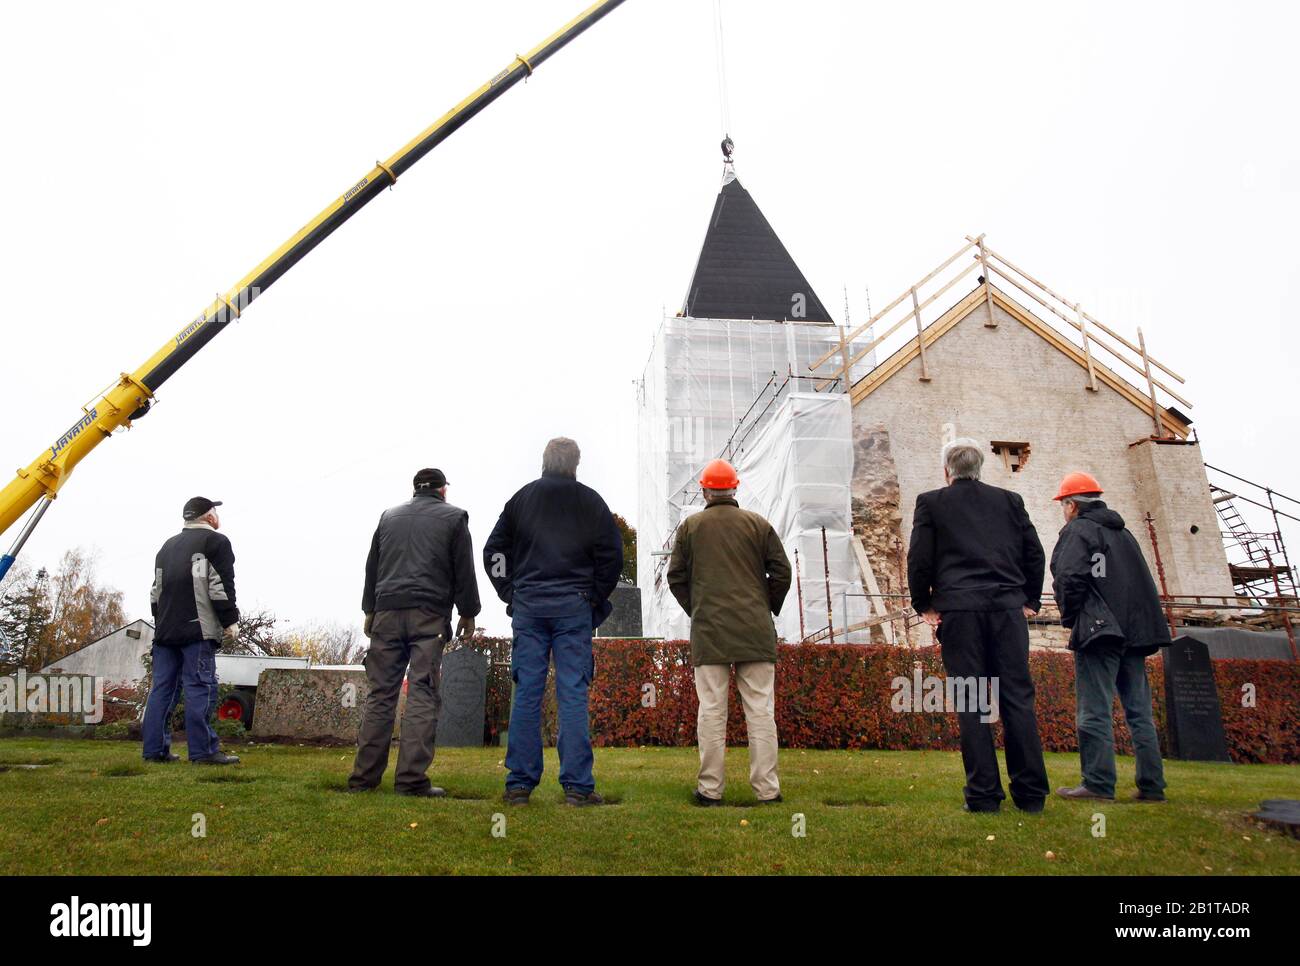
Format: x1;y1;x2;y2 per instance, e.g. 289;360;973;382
1050;471;1170;803
668;457;792;806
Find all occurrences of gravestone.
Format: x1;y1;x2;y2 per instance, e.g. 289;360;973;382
596;582;643;638
251;667;369;742
436;646;487;747
1162;636;1231;762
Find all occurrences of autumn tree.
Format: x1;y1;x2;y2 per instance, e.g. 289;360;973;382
0;549;124;671
0;563;51;673
612;513;637;585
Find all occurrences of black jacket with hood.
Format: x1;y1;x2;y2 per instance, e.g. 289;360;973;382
1050;500;1172;654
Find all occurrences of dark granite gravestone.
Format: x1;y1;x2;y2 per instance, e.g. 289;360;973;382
1163;636;1232;762
436;646;487;747
596;582;643;638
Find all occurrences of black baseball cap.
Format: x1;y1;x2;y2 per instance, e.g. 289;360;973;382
413;468;448;490
182;496;223;521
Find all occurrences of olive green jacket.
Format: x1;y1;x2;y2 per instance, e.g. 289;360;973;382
667;499;793;666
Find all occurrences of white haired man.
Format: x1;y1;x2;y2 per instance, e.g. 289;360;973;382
143;496;241;765
907;438;1050;813
483;438;624;807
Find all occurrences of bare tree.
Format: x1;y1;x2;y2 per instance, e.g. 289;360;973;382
225;606;295;656
283;621;364;664
223;607;362;663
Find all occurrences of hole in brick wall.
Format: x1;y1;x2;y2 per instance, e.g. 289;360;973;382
1190;524;1200;534
990;441;1031;473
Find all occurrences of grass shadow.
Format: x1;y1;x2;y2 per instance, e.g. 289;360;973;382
102;764;146;778
196;773;256;784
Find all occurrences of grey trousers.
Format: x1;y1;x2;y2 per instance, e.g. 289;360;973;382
349;607;447;793
1074;640;1167;798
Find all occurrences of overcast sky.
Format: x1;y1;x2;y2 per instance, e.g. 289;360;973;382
1;0;1296;639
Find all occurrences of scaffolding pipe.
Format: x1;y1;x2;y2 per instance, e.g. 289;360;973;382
822;526;834;645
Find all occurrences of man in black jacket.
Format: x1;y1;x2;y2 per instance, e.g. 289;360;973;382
1050;472;1170;803
349;468;481;796
908;439;1050;812
143;496;241;765
483;437;623;807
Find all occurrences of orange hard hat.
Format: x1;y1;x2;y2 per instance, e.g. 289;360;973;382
699;458;739;490
1054;471;1104;501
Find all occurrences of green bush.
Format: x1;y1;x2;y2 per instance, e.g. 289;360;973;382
92;721;134;740
214;718;246;740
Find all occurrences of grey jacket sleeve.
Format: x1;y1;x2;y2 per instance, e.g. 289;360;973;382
450;513;482;619
207;533;239;628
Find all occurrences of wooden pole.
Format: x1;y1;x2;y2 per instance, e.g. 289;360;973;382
978;235;997;328
1076;302;1098;392
794;547;806;641
912;286;931;381
822;526;834;645
1138;327;1163;436
809;236;981;371
837;324;852;393
971;236;1186;384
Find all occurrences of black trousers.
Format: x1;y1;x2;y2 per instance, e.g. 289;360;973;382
937;609;1050;810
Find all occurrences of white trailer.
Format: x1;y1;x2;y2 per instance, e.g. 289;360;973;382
214;653;314;728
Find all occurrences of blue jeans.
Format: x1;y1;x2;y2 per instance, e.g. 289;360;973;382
1074;640;1167;798
506;597;595;793
142;641;221;761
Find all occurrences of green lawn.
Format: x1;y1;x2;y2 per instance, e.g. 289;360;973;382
1;738;1296;875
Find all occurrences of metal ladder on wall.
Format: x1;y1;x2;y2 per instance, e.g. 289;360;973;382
1207;471;1298;607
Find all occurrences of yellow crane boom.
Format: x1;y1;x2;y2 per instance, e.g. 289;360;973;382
0;0;627;579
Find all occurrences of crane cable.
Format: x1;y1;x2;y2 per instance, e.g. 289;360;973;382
712;0;732;139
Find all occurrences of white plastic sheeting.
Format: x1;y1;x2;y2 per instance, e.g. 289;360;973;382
636;313;872;643
732;392;871;644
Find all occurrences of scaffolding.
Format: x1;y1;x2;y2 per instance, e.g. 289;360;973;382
1205;463;1299;614
636;314;873;641
806;234;1191;439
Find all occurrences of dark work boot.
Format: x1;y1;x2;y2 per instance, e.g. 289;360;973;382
503;787;532;806
192;752;240;765
1056;784;1114;801
397;786;447;799
564;788;605;807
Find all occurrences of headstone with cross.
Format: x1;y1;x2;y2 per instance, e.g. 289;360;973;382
1162;635;1232;762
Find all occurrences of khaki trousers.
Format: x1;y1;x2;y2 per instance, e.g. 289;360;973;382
694;661;779;801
